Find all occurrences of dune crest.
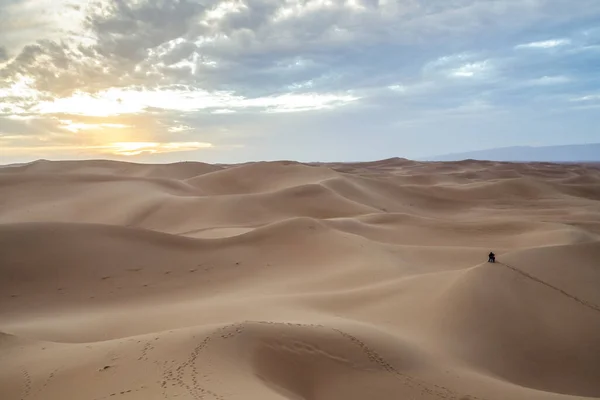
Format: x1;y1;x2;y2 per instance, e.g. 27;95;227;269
1;158;600;400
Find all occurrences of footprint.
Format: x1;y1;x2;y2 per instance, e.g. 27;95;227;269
21;367;32;399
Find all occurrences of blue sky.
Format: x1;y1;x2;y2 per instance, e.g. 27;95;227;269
1;0;599;164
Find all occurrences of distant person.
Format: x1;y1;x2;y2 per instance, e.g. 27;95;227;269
488;252;496;263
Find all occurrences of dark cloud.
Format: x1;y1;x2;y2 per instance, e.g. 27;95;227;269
3;0;600;98
160;41;197;66
0;0;208;95
0;40;116;96
0;46;7;61
0;116;68;142
86;0;205;62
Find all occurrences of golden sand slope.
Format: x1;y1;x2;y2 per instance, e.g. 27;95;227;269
1;158;600;400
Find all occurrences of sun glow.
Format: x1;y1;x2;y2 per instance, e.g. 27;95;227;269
1;142;214;157
59;120;131;132
35;91;146;116
32;87;358;116
105;142;213;156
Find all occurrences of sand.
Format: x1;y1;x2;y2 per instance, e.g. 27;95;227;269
1;157;599;400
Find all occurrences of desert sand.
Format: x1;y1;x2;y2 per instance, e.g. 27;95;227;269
1;158;599;400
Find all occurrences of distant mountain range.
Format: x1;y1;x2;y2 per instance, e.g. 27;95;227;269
422;143;600;162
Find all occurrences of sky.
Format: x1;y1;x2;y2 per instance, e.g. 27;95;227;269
1;0;599;164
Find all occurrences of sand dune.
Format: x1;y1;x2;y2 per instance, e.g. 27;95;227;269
1;159;222;179
1;159;600;400
186;162;339;194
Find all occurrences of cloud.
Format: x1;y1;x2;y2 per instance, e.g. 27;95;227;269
515;39;571;49
422;53;496;81
423;53;477;71
387;84;407;92
30;86;359;116
570;94;600;102
57;121;131;133
450;61;492;78
86;0;205;62
0;0;209;97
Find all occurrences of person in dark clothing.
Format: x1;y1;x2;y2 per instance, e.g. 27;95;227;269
488;252;495;263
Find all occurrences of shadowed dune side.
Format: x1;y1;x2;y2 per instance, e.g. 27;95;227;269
185;321;487;400
0;219;404;324
319;157;417;174
0;322;460;400
2;217;595;324
322;173;598;216
428;242;600;398
325;213;599;247
499;242;600;306
1;318;595;400
321;176;470;214
186;162;340;194
0;175;377;232
1;160;599;232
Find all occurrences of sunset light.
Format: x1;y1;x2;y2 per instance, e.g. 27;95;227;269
106;142;213;156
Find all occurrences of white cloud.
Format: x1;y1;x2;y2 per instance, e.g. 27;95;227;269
424;53;476;71
31;87;359;116
387;84;407;92
273;0;339;22
168;124;194;132
211;109;237;114
58;120;131;133
570;94;600;102
515;39;571;49
422;53;494;81
450;61;491;78
249;92;359;113
0;75;42;114
288;80;314;90
204;1;248;21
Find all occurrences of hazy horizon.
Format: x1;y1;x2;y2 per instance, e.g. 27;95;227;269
1;0;600;165
2;142;600;167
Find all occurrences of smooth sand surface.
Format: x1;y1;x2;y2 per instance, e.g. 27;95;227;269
1;158;600;400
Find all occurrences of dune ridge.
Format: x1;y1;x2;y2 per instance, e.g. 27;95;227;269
1;158;600;400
